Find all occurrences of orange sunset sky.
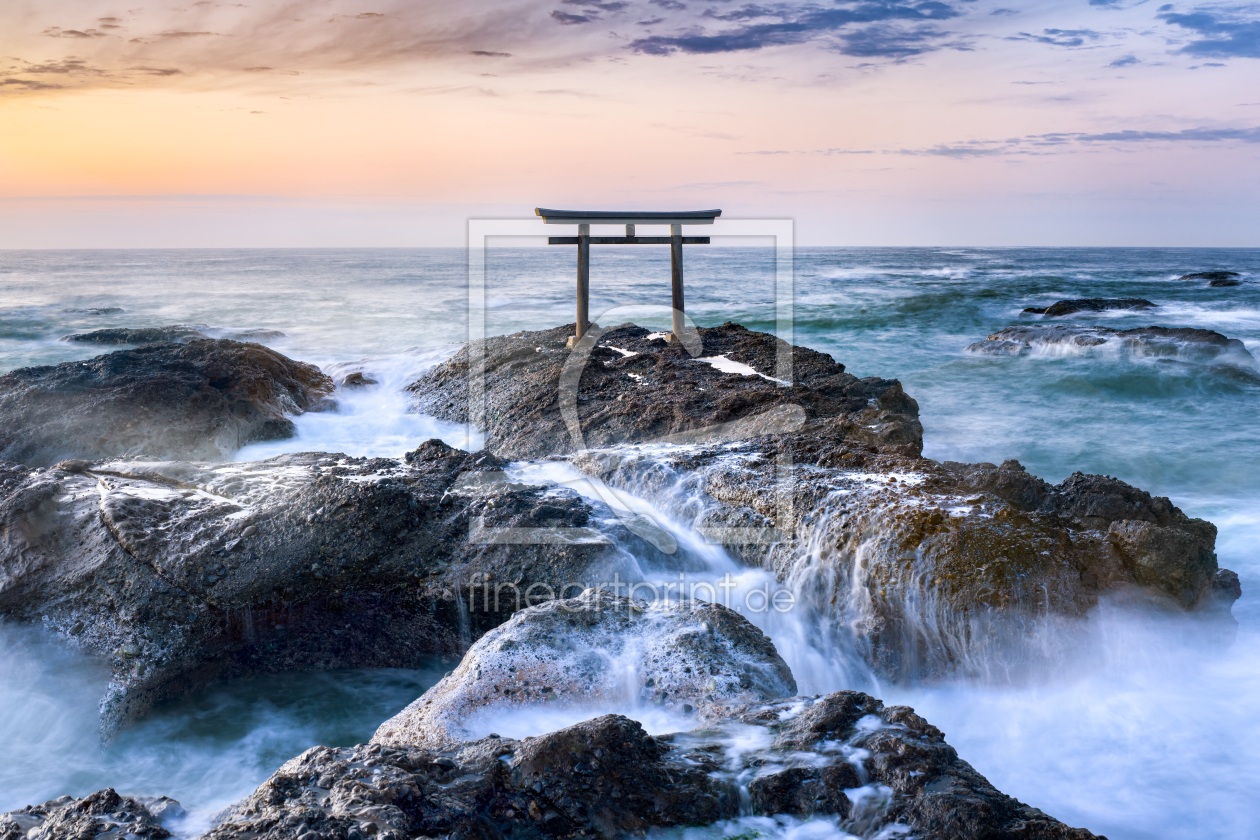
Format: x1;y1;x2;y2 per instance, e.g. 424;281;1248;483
2;0;1258;246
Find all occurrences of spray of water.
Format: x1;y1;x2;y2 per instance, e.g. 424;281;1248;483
0;623;442;834
236;346;480;461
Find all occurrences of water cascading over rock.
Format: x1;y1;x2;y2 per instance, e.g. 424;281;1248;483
409;320;1241;684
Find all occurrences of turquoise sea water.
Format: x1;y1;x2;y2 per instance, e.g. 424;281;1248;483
1;247;1257;838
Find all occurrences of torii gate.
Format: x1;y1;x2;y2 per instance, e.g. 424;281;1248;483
535;208;722;347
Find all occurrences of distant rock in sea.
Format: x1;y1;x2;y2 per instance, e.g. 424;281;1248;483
968;324;1257;373
1179;271;1241;286
62;307;125;316
1023;298;1157;317
0;339;333;465
62;325;287;345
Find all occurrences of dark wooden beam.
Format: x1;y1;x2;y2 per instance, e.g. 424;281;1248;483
670;225;685;342
548;236;710;245
536;208;721;225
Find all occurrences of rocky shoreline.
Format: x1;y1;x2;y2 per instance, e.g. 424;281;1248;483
1;319;1242;839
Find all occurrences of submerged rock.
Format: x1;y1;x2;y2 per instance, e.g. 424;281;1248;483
966;324;1258;378
372;589;796;750
1178;271;1240;285
0;789;175;840
337;371;378;387
575;444;1239;682
62;307;125;316
195;692;1099;840
62;325;288;345
0;339;332;466
1022;298;1157;317
0;442;637;738
407;322;923;460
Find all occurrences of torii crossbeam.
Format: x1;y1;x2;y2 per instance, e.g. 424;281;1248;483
535;207;722;347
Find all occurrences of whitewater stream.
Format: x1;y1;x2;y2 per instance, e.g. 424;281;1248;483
1;247;1257;839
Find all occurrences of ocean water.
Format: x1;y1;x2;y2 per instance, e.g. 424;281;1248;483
1;246;1257;838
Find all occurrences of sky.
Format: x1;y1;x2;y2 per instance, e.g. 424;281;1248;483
1;0;1258;247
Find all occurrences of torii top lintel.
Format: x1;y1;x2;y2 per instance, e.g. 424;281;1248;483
535;208;721;226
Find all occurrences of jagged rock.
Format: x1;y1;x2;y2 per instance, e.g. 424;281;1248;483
372;589;796;750
0;789;174;840
195;692;1100;840
1178;271;1240;284
0;340;332;466
62;325;288;345
0;442;646;738
407;322;923;460
574;443;1239;682
1022;298;1157;317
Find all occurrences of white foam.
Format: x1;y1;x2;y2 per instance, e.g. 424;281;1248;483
235;345;482;461
695;355;790;386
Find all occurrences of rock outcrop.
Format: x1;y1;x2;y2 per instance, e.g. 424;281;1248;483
967;324;1259;380
408;322;923;460
195;692;1099;840
372;589;796;750
1022;298;1157;317
0;340;332;466
62;325;287;345
0;789;179;840
575;444;1239;681
1178;271;1240;285
0;442;646;738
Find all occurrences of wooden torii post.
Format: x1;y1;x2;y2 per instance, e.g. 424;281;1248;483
535;208;722;347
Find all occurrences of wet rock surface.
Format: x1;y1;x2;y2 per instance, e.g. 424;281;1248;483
408;322;923;460
0;340;333;466
576;442;1238;681
1022;298;1157;317
63;325;288;345
373;589;797;749
0;789;178;840
190;691;1098;840
0;441;634;738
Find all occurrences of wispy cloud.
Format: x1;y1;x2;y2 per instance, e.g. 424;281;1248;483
1008;28;1102;48
629;1;967;58
1072;126;1260;142
551;10;597;25
1;1;550;97
1158;8;1260;59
